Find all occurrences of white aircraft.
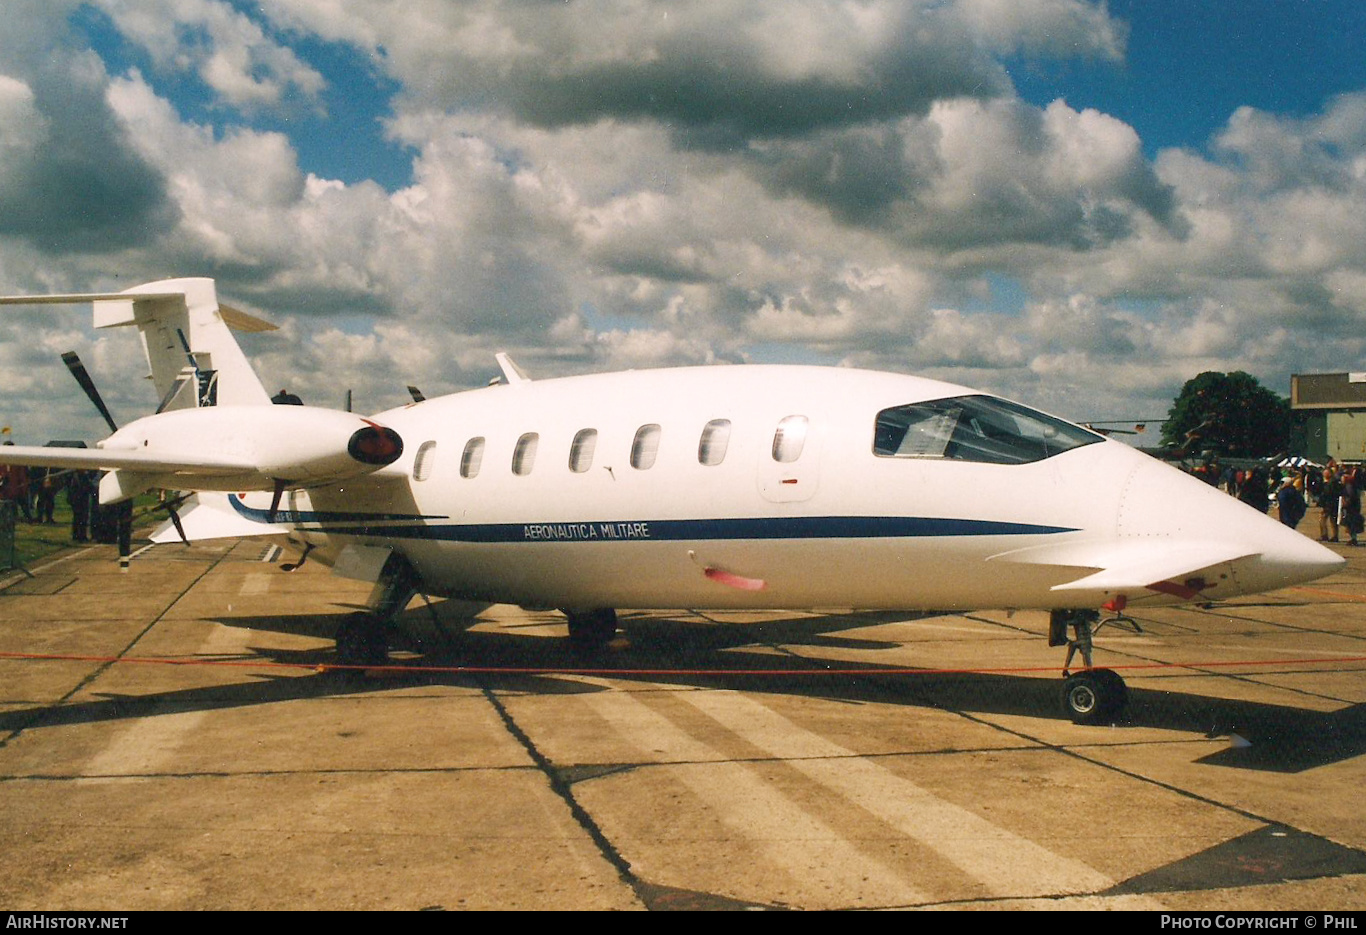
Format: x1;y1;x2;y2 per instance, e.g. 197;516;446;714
0;278;1345;723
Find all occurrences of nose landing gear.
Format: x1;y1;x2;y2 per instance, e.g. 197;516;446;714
1049;608;1136;724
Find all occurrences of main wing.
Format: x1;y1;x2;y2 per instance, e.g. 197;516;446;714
0;444;252;476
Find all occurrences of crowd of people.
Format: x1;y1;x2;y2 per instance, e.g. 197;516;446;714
0;446;103;543
1183;457;1363;546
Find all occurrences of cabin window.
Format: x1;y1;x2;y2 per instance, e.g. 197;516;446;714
512;433;539;476
631;424;662;470
413;441;437;481
771;415;808;463
569;429;598;473
872;396;1102;464
698;419;731;466
460;437;485;478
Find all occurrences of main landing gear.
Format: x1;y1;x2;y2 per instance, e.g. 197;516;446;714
334;553;423;667
1049;608;1140;725
563;608;618;654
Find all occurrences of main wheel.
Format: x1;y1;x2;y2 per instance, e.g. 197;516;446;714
335;612;389;667
565;608;618;653
1060;668;1127;724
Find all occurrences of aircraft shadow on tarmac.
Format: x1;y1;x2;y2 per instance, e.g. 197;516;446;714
2;605;1363;774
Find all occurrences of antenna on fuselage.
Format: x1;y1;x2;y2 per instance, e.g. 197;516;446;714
494;352;531;385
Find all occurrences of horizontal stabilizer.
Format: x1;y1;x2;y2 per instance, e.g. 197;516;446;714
0;291;277;332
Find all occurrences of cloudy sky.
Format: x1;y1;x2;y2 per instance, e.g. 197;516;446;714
2;0;1365;443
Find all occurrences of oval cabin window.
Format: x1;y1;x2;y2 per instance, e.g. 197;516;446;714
413;440;437;481
698;419;731;466
631;424;661;470
512;432;539;476
569;429;597;473
772;415;808;463
460;437;485;479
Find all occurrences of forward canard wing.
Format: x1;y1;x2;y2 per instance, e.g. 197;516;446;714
988;539;1258;598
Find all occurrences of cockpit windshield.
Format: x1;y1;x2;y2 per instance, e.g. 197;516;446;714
873;395;1102;464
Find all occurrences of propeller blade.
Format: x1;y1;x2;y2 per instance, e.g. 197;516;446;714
163;494;190;546
166;506;188;545
61;351;118;433
267;479;286;523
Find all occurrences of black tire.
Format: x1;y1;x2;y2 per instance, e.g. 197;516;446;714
1061;668;1127;725
1091;667;1129;712
336;612;388;666
565;608;618;653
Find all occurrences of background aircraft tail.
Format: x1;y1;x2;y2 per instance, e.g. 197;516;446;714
1;277;275;411
92;278;274;410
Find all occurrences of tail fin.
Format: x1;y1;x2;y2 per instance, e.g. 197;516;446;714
94;278;274;409
0;277;275;409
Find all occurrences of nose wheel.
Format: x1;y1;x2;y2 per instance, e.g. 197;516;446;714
1060;668;1128;724
1049;608;1133;724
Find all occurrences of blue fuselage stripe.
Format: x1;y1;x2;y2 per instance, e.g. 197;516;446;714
227;498;1074;542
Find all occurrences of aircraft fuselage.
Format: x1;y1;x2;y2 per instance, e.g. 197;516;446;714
246;365;1341;613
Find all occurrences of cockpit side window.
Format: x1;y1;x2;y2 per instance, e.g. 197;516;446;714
873;396;1101;464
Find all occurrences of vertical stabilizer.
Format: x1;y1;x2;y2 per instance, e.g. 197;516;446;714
89;278;272;408
1;277;275;409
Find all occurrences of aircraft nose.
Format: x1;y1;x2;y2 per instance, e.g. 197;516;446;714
1243;513;1346;588
1117;455;1345;593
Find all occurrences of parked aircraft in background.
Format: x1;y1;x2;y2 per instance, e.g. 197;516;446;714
0;279;1345;724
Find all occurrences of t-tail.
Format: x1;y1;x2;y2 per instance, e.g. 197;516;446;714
0;277;276;410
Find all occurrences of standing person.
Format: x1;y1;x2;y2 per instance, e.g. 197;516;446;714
32;467;58;523
1276;477;1307;530
1238;468;1270;513
1342;467;1363;547
1319;469;1342;542
0;441;32;522
67;470;95;543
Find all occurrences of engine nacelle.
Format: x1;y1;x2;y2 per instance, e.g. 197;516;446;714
98;406;404;498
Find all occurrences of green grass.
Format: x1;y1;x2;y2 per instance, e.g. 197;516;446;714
4;494;163;570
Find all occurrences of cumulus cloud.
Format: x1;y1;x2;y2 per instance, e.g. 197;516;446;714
261;0;1017;140
3;1;1366;445
0;8;174;254
955;0;1126;60
94;0;326;113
